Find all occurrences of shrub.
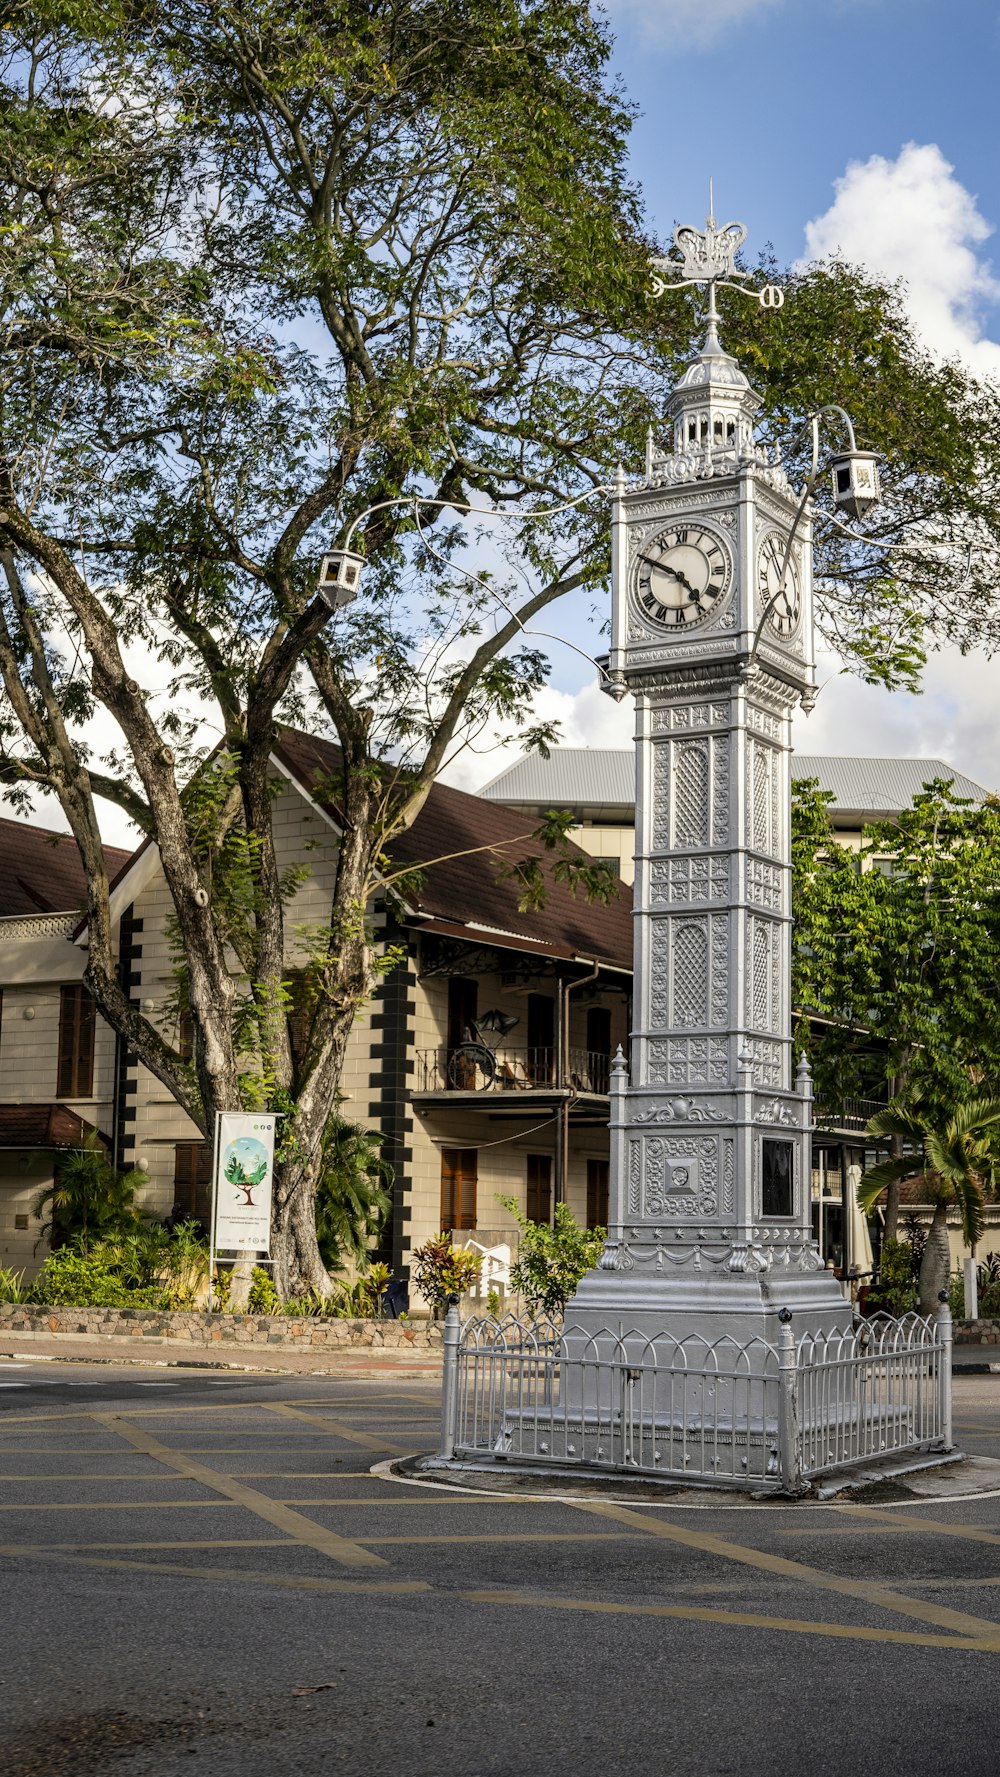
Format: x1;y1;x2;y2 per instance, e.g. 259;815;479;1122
499;1198;605;1317
0;1266;28;1303
866;1237;919;1317
977;1252;1000;1318
411;1237;482;1310
35;1248;132;1308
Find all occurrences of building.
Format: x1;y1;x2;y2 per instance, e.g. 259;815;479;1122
0;734;630;1292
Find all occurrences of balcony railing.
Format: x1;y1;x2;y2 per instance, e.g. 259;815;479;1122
415;1046;612;1096
814;1097;887;1133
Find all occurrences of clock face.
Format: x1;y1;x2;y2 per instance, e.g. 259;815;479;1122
633;523;733;630
757;532;801;638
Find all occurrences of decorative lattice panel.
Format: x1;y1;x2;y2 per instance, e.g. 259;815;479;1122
752;919;771;1030
671;920;709;1027
673;742;709;847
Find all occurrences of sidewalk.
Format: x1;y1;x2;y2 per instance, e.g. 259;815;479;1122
0;1327;443;1380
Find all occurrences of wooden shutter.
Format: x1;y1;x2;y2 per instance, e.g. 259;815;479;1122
587;1158;609;1229
440;1148;477;1231
57;985;96;1098
526;1153;552;1224
172;1143;213;1223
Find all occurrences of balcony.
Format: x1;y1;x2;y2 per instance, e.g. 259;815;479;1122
814;1097;887;1136
414;1045;612;1103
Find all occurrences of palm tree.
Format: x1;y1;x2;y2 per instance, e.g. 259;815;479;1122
314;1117;394;1276
859;1097;1000;1314
32;1135;147;1250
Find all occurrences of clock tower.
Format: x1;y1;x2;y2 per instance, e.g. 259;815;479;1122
565;248;852;1348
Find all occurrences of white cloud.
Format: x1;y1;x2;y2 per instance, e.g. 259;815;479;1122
792;642;999;793
801;142;1000;375
443;676;635;793
602;0;785;50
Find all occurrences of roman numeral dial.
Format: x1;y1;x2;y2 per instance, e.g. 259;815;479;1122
633;524;733;630
757;531;801;638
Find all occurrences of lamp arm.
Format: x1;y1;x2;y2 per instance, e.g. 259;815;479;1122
341;481;613;554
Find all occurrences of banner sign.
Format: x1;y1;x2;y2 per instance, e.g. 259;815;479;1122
213;1113;276;1254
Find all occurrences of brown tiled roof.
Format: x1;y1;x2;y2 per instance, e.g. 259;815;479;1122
0;816;132;918
0;1104;106;1148
274;729;634;971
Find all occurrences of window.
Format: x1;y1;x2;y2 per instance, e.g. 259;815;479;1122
172;1142;213;1225
587;1158;609;1229
441;1148;477;1231
762;1139;794;1219
57;985;96;1098
526;1153;552;1225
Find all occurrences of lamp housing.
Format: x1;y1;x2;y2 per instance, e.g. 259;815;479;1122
830;450;880;520
317;548;365;609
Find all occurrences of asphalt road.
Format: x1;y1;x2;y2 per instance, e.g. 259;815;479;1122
1;1358;999;1777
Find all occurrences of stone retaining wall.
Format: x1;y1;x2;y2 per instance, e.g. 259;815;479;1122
0;1301;442;1349
954;1318;1000;1345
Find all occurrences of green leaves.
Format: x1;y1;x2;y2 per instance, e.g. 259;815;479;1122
860;1092;1000;1253
499;1195;603;1316
792;776;1000;1110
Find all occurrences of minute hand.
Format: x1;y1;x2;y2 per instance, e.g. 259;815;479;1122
637;554;701;599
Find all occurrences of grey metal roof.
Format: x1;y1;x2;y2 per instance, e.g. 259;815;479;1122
479;749;635;807
478;749;993;817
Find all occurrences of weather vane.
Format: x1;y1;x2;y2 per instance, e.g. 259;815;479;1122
650;180;783;310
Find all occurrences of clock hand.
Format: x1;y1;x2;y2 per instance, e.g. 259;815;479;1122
637;554;702;599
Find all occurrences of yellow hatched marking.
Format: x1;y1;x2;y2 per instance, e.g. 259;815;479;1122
570;1500;1000;1644
836;1504;1000;1549
258;1401;409;1455
463;1588;1000;1652
93;1414;386;1570
0;1544;425;1595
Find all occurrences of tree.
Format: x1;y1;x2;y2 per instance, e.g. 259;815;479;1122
858;1098;1000;1315
314;1117;393;1277
500;1195;604;1316
33;1136;147;1249
3;4;1000;1296
792;777;1000;1232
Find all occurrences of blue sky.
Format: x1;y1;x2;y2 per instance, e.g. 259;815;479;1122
454;0;1000;799
608;0;1000;289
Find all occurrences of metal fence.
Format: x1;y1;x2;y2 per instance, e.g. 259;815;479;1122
437;1302;953;1494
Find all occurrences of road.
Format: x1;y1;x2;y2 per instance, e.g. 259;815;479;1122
0;1358;998;1777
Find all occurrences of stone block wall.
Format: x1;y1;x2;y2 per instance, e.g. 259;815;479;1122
954;1318;1000;1345
0;1301;442;1350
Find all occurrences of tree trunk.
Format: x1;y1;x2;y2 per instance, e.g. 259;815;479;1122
917;1201;950;1317
272;1149;332;1300
884;1133;903;1241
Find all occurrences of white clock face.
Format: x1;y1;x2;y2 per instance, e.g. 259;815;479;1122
633;523;733;631
757;532;801;638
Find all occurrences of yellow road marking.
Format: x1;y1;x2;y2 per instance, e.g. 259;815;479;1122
0;1392;437;1431
94;1415;386;1571
463;1588;1000;1651
257;1402;408;1454
355;1532;649;1545
44;1539;297;1551
0;1499;234;1511
0;1544;426;1595
570;1499;1000;1643
836;1504;1000;1549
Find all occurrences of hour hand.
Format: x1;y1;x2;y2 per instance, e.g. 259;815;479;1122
637;554;700;599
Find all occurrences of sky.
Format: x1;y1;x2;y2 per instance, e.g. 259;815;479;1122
446;0;1000;797
8;0;1000;842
